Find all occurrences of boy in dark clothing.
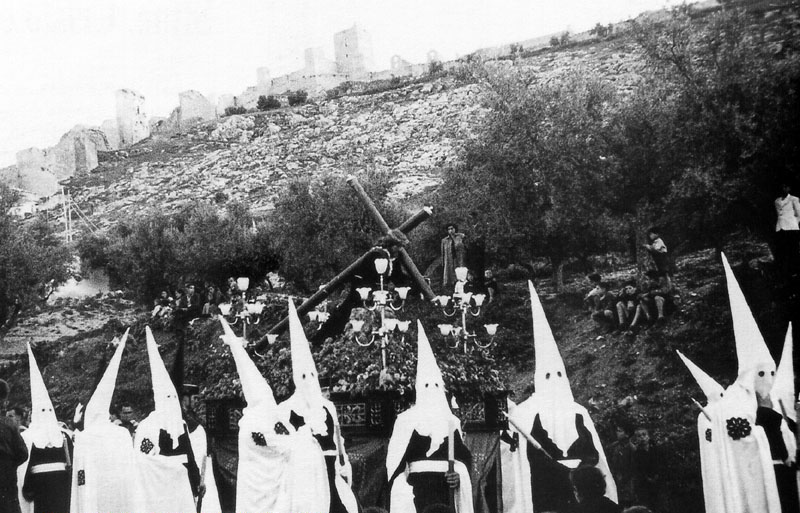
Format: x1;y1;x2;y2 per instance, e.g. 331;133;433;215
629;428;659;509
642;227;671;278
627;272;673;333
569;466;622;513
0;380;29;513
591;282;618;331
615;281;639;329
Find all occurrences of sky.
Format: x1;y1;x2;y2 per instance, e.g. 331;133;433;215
0;0;684;167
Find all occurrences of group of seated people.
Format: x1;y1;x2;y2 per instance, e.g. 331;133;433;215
585;270;675;335
150;278;256;325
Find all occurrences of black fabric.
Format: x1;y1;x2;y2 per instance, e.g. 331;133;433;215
157;427;201;496
756;406;800;513
569;496;622;513
22;436;73;513
0;417;27;497
389;430;472;512
756;406;789;461
528;413;599;513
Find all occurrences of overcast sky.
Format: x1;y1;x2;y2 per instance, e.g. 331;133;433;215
0;0;683;167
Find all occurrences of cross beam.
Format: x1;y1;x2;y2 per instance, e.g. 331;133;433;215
255;181;433;349
346;176;436;302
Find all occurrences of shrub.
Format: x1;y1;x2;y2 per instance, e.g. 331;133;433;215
224;106;247;116
79;202;279;302
257;95;281;111
428;60;444;74
287;90;308;106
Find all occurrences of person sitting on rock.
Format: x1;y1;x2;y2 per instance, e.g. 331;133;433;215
627;271;673;334
591;282;617;331
151;290;174;319
615;281;639;329
584;273;603;312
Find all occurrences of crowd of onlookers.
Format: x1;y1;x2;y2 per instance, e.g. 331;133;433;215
586;228;677;336
150;277;271;328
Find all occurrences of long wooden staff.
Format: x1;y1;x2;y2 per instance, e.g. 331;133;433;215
503;412;554;461
196;453;207;513
448;417;456;513
335;423;348;483
691;398;712;422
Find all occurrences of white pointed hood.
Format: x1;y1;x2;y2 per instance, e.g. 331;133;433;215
770;324;795;422
415;320;450;412
84;329;129;428
721;253;776;395
529;281;573;402
413;321;456;455
26;343;64;448
287;298;327;432
220;318;278;414
145;326;184;444
676;350;725;404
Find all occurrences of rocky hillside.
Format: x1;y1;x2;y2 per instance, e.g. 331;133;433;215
65;35;647;229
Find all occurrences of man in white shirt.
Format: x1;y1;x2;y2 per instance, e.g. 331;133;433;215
774;183;800;279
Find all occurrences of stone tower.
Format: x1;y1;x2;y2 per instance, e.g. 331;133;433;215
333;24;375;77
115;89;150;148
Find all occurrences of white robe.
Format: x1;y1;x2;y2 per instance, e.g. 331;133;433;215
69;423;139;513
700;383;781;513
235;406;329;513
132;414;197;513
499;401;532;513
386;408;474;513
279;395;358;513
503;394;617;507
188;424;222;513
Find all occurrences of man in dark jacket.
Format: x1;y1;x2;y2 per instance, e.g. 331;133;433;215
0;379;29;513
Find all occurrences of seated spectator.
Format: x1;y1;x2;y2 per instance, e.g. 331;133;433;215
173;288;189;323
151;290;174;319
202;285;222;318
615;280;639;328
186;284;202;318
584;273;603;312
483;269;499;303
642;227;672;279
591;282;617;331
463;270;483;295
569;466;622;513
628;271;673;333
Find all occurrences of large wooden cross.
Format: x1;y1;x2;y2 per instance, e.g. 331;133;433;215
254;175;436;350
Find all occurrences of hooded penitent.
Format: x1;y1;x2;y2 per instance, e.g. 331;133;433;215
25;343;63;449
18;343;72;513
70;330;140;513
281;299;357;513
680;253;781;513
385;321;473;513
721;253;776;396
501;281;616;513
221;318;328;513
770;325;796;425
132;326;198;513
676;350;728;513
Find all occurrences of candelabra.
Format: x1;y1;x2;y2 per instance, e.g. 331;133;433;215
346;252;411;370
435;267;499;353
218;277;265;340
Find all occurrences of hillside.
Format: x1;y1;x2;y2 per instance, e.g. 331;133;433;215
64;34;647;228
